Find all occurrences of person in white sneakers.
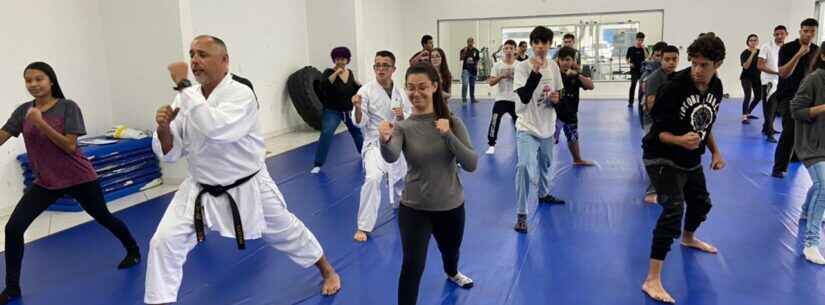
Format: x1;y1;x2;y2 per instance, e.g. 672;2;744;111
790;45;825;264
512;26;566;233
351;50;411;242
486;39;519;155
145;35;340;304
381;62;478;305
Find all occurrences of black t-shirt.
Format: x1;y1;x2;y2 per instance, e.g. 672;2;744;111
643;68;724;168
556;73;583;124
626;46;646;75
777;39;819;100
516;54;529;62
740;49;761;80
319;68;361;111
461;47;480;72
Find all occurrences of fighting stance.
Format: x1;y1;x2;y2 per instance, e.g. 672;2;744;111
0;62;140;304
144;35;340;304
641;34;727;304
381;63;478;305
352;50;411;242
513;26;566;233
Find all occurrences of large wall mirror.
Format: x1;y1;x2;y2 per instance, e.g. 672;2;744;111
438;10;664;82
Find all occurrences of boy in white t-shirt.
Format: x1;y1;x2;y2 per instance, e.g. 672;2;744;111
512;26;565;233
757;25;787;142
486;39;519;154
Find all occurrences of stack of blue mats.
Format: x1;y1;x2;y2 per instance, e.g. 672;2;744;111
17;137;163;212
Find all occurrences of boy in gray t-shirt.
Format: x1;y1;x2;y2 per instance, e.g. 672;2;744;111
643;45;680;125
642;44;680;204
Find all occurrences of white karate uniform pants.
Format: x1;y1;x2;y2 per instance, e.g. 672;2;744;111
144;182;323;304
356;146;406;232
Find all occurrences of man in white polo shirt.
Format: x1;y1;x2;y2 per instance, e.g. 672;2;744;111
758;25;787;143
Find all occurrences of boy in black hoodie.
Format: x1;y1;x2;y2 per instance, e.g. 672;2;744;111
640;34;727;304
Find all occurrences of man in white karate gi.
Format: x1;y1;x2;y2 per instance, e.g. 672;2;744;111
144;35;341;305
351;50;411;242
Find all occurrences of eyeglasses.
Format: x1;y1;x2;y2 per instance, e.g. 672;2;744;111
373;64;394;70
406;83;433;92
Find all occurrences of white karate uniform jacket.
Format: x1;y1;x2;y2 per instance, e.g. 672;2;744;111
351;79;411;232
145;73;322;304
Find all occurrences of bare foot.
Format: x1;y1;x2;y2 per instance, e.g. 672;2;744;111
642;278;676;304
681;237;718;254
353;230;368;243
573;160;595;166
321;271;342;296
644;194;657;204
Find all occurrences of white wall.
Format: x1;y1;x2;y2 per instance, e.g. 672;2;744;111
100;0;184;131
441;20;477;81
0;0;113;209
400;0;819;99
307;0;359;74
354;0;406;85
184;0;310;138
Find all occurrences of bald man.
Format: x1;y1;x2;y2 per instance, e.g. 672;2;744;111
145;35;341;304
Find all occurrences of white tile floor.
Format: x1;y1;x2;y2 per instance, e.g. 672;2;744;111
0;126;332;252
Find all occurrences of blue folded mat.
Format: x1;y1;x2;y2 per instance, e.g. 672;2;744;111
17;137;163;212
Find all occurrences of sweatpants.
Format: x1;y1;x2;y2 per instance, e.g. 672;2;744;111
645;164;712;260
487;100;517;146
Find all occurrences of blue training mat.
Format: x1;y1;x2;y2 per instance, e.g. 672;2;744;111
2;100;824;305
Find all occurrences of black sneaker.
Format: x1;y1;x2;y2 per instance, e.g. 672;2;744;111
539;194;565;204
118;251;141;269
0;289;20;305
766;134;778;143
747;115;759;120
514;214;528;233
771;170;785;178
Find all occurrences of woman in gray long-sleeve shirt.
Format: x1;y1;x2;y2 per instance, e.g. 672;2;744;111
380;63;478;305
791;49;825;265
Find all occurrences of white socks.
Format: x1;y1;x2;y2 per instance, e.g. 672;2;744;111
310;166;321;174
448;271;474;288
486;146;495;155
804;246;825;265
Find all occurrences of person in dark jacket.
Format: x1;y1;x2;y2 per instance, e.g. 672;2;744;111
312;46;364;174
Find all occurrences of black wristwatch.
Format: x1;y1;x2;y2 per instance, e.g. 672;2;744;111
173;79;192;91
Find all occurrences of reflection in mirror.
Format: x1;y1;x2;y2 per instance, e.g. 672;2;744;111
438;10;663;82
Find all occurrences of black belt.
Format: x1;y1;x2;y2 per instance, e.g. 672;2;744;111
194;171;259;250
